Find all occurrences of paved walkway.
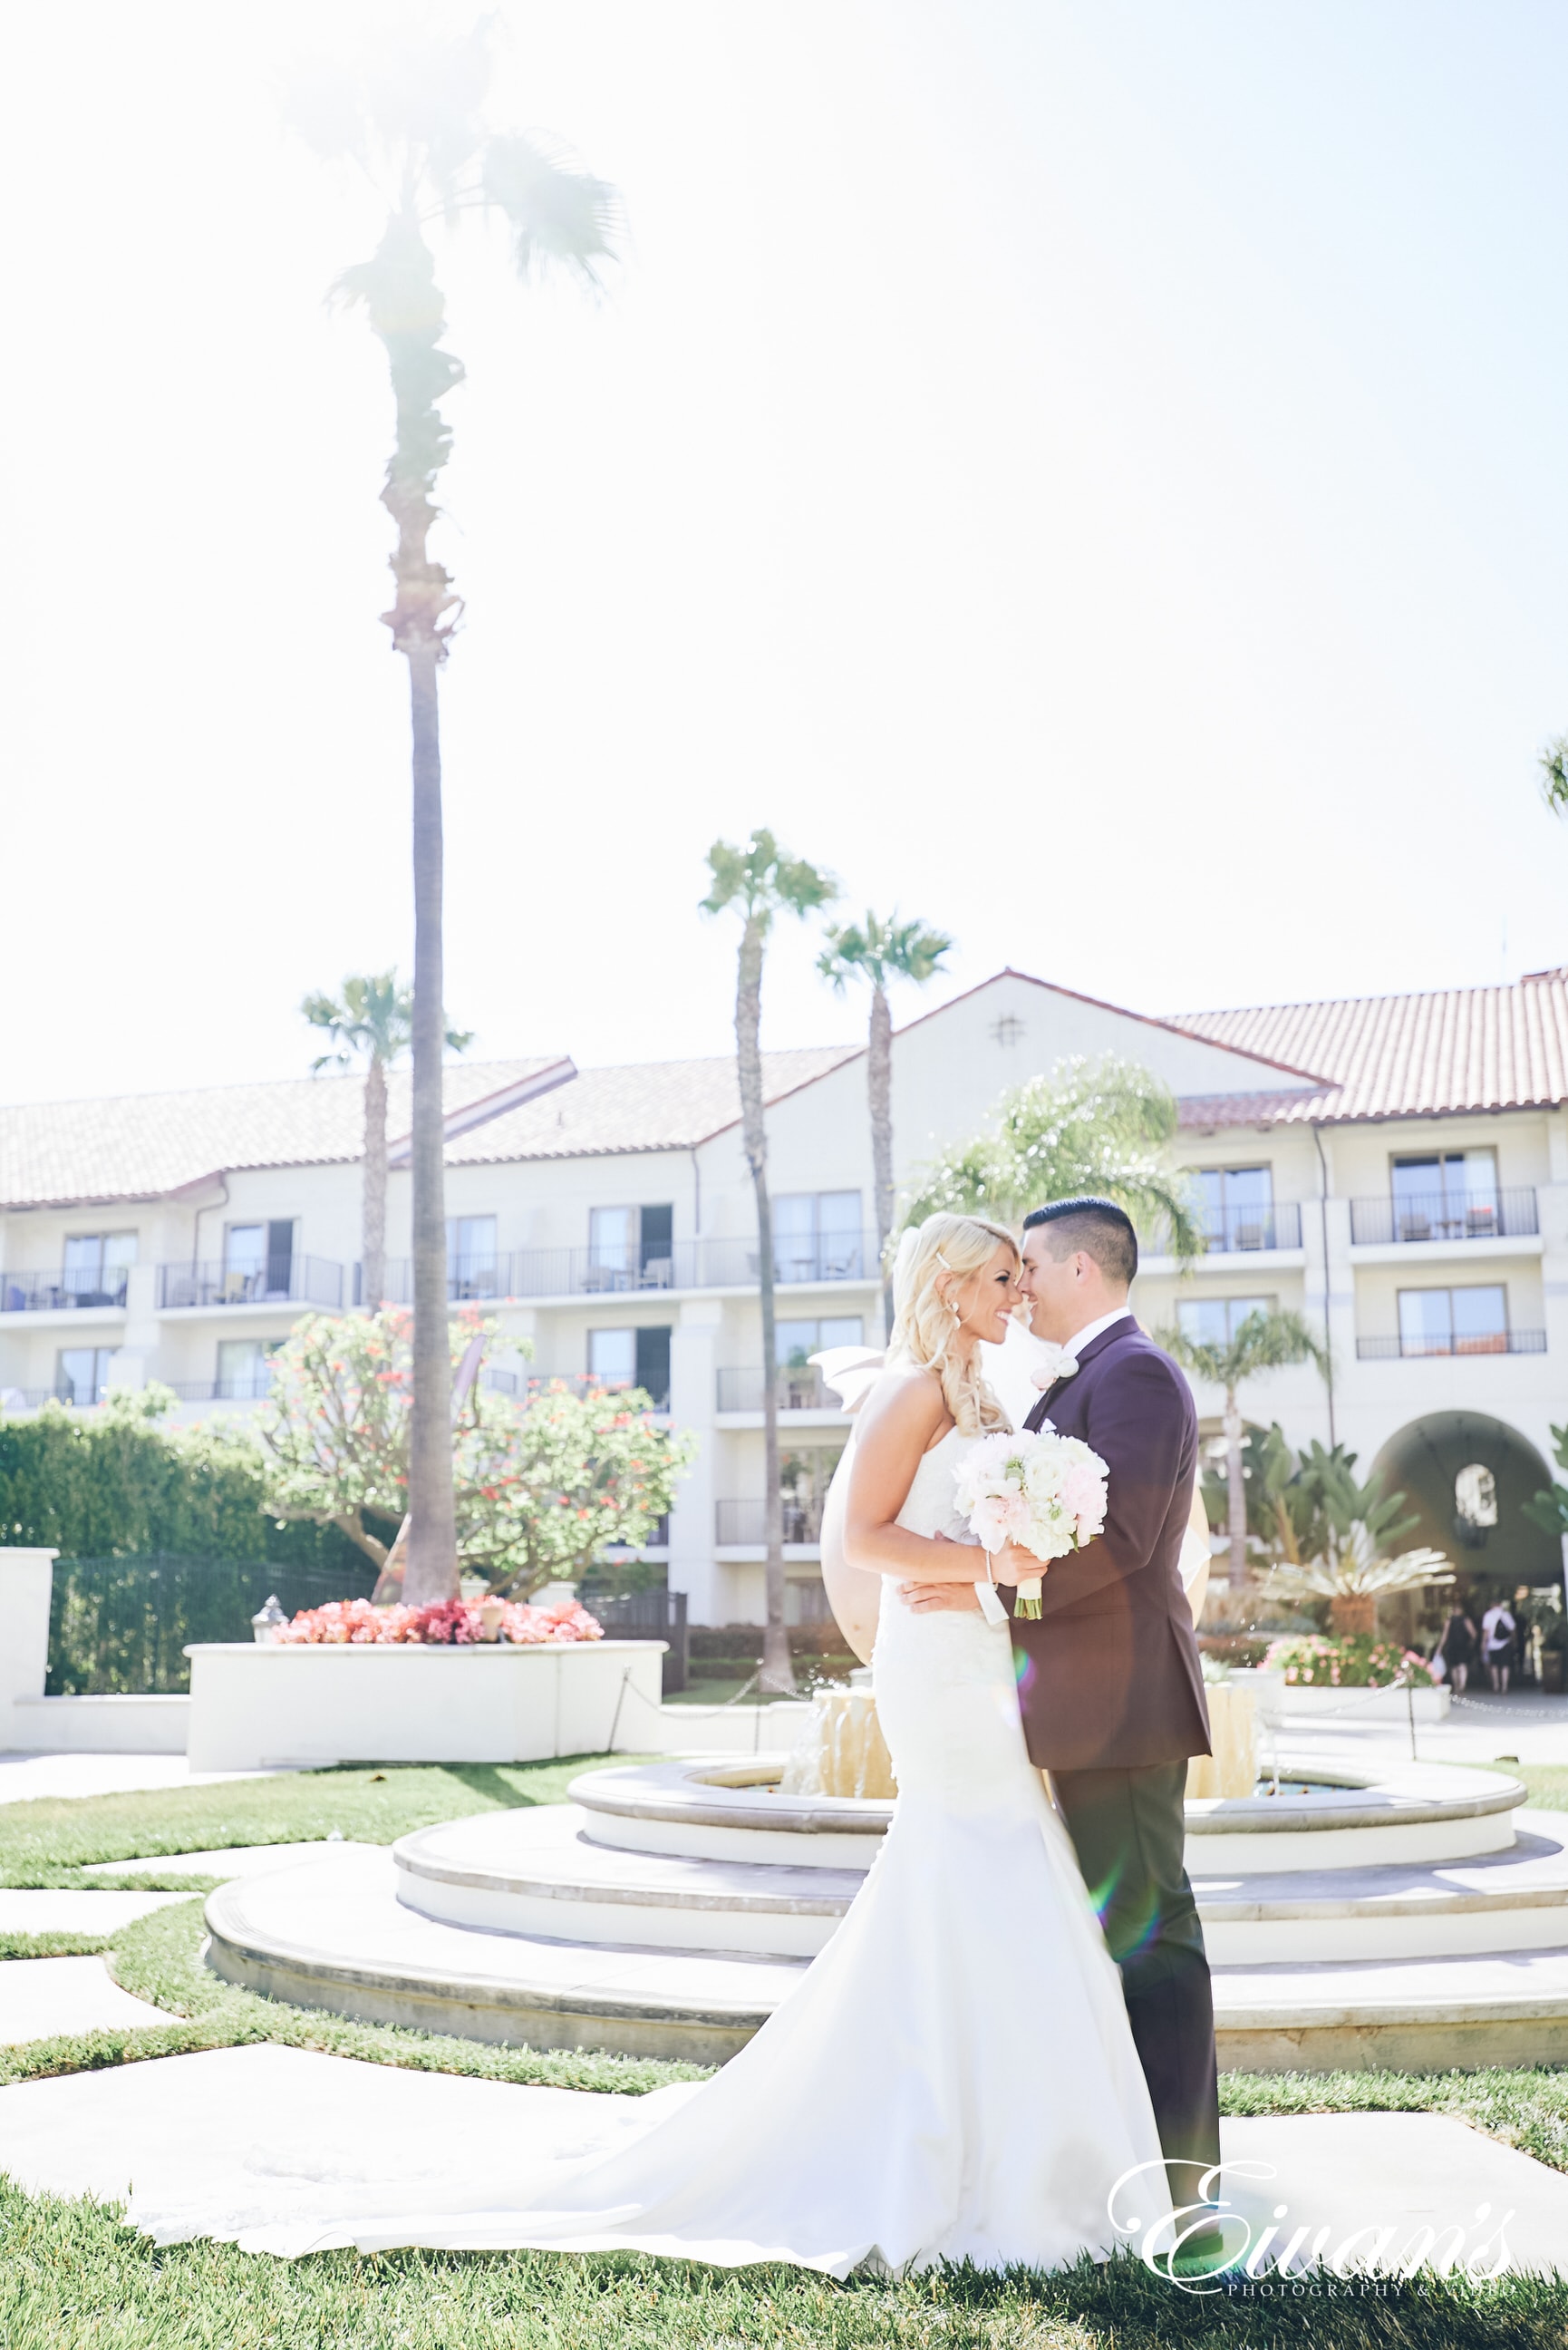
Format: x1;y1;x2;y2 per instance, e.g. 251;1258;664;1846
0;1956;168;2044
0;2042;1559;2273
1266;1692;1568;1773
0;1753;308;1807
0;1889;195;1933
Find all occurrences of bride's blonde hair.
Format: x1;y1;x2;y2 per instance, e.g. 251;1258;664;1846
888;1212;1020;1435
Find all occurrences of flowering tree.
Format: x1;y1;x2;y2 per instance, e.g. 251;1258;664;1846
258;1311;693;1597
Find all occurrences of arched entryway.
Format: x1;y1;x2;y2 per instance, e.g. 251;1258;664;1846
1370;1413;1560;1604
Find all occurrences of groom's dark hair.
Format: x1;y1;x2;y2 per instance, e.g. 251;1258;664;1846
1021;1197;1137;1287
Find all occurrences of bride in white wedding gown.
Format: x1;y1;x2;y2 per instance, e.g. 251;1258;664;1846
269;1213;1164;2270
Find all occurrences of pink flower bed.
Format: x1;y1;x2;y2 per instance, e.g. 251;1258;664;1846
278;1596;604;1646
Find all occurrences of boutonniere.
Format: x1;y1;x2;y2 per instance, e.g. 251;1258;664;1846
1031;1354;1079;1390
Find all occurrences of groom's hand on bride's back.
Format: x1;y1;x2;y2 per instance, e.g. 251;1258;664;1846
901;1578;982;1613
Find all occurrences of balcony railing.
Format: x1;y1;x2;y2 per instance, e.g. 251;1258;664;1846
1356;1330;1547;1360
1197;1200;1302;1253
366;1236;879;1304
166;1372;275;1402
360;1257;511;1306
0;1385;99;1412
717;1496;829;1545
1;1268;131;1312
1349;1188;1538;1247
158;1258;344;1311
716;1366;844;1413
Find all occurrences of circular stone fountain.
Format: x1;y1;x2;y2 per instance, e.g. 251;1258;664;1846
205;1749;1568;2072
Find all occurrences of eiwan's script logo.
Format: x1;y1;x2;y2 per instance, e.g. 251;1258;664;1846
1108;2161;1515;2295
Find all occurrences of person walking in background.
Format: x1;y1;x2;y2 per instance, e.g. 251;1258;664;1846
1437;1602;1478;1695
1481;1597;1516;1695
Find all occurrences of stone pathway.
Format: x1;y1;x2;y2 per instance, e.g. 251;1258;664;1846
0;1889;195;1933
0;1753;307;1807
83;1840;380;1880
0;1956;168;2044
0;2042;1560;2273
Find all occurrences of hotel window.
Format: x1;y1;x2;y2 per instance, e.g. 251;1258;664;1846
216;1339;276;1400
586;1204;674;1287
1397;1286;1507;1357
55;1346;114;1404
773;1193;863;1282
587;1326;672;1406
1195;1168;1274;1252
223;1221;295;1300
1176;1296;1273;1348
447;1215;499;1298
775;1316;865;1367
1391;1151;1498;1241
62;1232;137;1305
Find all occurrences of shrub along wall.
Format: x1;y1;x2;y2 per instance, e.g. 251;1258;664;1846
0;1400;370;1572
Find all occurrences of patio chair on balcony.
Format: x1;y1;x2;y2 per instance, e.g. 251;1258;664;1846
1397;1210;1431;1244
1466;1204;1498;1239
580;1263;627;1294
639;1257;674;1288
1233;1220;1268;1252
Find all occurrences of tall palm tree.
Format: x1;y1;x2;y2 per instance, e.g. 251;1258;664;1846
1158;1308;1329;1588
703;832;837;1693
293;24;618;1607
817;912;953;1336
302;971;471;1311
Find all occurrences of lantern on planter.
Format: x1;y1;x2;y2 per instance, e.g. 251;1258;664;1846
479;1594;508;1643
251;1594;288;1645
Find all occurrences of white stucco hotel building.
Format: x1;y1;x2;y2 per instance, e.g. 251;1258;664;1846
3;967;1565;1621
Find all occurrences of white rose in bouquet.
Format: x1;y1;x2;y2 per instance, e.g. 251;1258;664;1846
953;1428;1109;1619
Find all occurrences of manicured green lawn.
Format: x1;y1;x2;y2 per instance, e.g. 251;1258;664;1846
2;1763;1567;2341
0;1756;658;1888
2;2180;1559;2350
1509;1764;1568;1811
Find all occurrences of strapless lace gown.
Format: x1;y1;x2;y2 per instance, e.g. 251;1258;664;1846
210;1431;1163;2269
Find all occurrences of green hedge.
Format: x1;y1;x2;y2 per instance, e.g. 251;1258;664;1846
0;1400;368;1572
46;1554;380;1695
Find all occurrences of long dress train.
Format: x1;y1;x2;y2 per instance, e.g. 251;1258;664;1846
202;1430;1165;2269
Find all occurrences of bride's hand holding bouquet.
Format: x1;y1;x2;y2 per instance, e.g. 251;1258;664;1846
952;1428;1109;1619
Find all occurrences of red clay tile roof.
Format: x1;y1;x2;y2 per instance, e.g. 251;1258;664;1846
1168;970;1568;1122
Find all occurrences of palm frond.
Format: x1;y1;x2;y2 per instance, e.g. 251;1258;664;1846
480;133;622;288
1258;1521;1455;1604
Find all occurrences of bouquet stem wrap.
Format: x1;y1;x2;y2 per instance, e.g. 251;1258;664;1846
951;1428;1109;1623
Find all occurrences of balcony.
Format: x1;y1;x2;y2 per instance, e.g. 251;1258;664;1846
1356;1331;1546;1360
1141;1202;1303;1258
166;1373;275;1402
717;1495;829;1545
1349;1189;1538;1247
1;1268;130;1312
158;1258;344;1311
716;1366;844;1413
0;1385;94;1412
368;1236;879;1304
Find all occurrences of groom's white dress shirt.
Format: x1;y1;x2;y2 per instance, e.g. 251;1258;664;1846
1043;1306;1135;1379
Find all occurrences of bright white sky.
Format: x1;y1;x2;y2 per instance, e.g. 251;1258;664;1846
6;0;1568;1104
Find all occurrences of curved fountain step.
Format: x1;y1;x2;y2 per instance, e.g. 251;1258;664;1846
1196;1812;1568;1962
205;1844;1568;2073
395;1805;1568;1964
205;1849;808;2064
1213;1943;1568;2072
394;1809;864;1959
572;1756;1527;1873
571;1760;889;1871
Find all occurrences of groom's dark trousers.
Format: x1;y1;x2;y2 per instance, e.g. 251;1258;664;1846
1013;1318;1221;2192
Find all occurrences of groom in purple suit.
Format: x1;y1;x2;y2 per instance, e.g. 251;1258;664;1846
905;1196;1221;2208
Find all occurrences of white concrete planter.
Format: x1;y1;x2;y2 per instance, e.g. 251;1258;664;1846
11;1693;190;1754
184;1640;666;1772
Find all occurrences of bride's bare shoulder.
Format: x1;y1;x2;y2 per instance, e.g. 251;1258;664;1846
857;1364;947;1447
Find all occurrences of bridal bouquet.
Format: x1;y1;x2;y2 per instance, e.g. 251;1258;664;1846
952;1429;1109;1619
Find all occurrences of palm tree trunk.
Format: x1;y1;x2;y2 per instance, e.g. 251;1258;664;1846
1224;1387;1247;1589
735;913;794;1695
868;981;895;1338
362;1054;388;1311
403;639;459;1605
